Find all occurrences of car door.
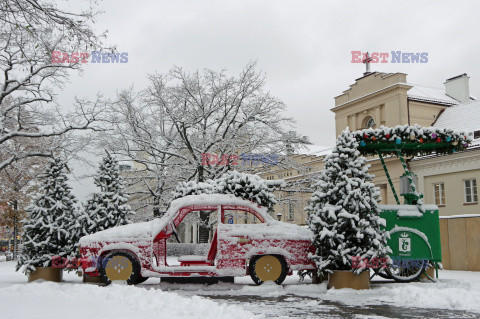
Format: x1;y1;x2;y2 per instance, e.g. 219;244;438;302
216;205;265;276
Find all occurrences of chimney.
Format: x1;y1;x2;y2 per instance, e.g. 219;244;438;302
444;73;470;103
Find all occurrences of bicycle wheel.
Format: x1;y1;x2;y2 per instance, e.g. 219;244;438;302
386;259;427;283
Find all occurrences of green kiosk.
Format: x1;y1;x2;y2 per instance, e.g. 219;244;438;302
354;125;471;282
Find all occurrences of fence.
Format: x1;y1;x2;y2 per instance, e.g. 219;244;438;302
439;215;480;271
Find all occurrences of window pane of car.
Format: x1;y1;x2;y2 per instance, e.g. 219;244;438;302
224;209;262;224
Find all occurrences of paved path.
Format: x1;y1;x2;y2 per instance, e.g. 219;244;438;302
202;293;479;319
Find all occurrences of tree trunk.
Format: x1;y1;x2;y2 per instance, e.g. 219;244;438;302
153;195;162;218
196;165;209;243
13;200;18;259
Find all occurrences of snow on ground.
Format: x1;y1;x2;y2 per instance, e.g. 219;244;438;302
155;270;480;315
1;259;480;318
0;261;259;319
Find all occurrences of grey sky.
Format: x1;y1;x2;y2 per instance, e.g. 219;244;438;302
61;0;480;200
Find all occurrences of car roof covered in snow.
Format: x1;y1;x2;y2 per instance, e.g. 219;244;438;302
79;194;276;244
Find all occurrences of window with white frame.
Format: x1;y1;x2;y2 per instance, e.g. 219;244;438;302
464;179;478;203
433;183;445;206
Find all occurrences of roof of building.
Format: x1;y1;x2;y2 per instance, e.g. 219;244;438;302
433;100;480;134
406;83;461;105
297;144;333;157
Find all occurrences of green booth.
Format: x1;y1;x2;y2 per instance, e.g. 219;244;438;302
353;125;471;282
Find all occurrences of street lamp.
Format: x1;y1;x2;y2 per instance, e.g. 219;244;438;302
276;212;282;221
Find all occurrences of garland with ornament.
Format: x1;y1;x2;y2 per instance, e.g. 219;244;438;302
351;124;472;157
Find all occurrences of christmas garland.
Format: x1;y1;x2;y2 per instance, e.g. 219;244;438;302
351;124;473;157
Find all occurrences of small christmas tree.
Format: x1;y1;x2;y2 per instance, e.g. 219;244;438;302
306;130;390;275
16;157;78;274
171;180;216;199
216;171;277;211
82;152;134;234
172;170;277;210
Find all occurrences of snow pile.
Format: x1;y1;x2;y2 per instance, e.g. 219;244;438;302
371;277;480;313
79;219;162;243
1;282;260;319
379;204;438;213
0;256;6;262
219;221;312;241
396;209;423;217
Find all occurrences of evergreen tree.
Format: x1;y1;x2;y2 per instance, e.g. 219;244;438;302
82;152;134;234
16;157;77;274
216;171;277;211
306;130;390;275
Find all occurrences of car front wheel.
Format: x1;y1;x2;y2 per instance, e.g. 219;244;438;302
100;251;141;285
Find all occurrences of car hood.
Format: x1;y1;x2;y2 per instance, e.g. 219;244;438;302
79;219;166;245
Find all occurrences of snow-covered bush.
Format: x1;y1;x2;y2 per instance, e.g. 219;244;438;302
16;157;78;274
81;152;135;235
172;171;277;210
306;130;390;275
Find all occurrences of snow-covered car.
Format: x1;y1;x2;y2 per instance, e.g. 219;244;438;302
79;194;315;285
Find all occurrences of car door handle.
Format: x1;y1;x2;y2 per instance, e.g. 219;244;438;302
237;237;251;243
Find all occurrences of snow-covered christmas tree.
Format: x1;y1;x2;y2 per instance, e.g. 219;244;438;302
82;152;134;234
172;170;278;211
306;130;390;275
16;157;78;274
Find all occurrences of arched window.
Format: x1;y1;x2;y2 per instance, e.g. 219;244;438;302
362;116;375;129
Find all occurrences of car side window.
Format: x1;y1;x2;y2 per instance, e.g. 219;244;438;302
223;208;264;225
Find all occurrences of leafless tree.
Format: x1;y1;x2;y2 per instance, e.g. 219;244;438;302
0;0;109;171
102;62;297;220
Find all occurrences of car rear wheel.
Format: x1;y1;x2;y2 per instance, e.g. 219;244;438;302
100;251;141;285
249;255;288;285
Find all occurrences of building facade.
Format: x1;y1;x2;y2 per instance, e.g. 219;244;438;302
261;71;478;226
331;72;476;214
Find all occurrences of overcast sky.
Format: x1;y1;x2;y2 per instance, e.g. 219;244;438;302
61;0;480;200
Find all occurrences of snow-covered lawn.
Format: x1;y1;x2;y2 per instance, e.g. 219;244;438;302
1;260;480;318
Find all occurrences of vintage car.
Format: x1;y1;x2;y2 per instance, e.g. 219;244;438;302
78;194;315;285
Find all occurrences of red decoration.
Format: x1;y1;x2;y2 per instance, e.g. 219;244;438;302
386;134;390;139
364;134;368;138
419;138;424;143
436;138;441;142
372;136;376;141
